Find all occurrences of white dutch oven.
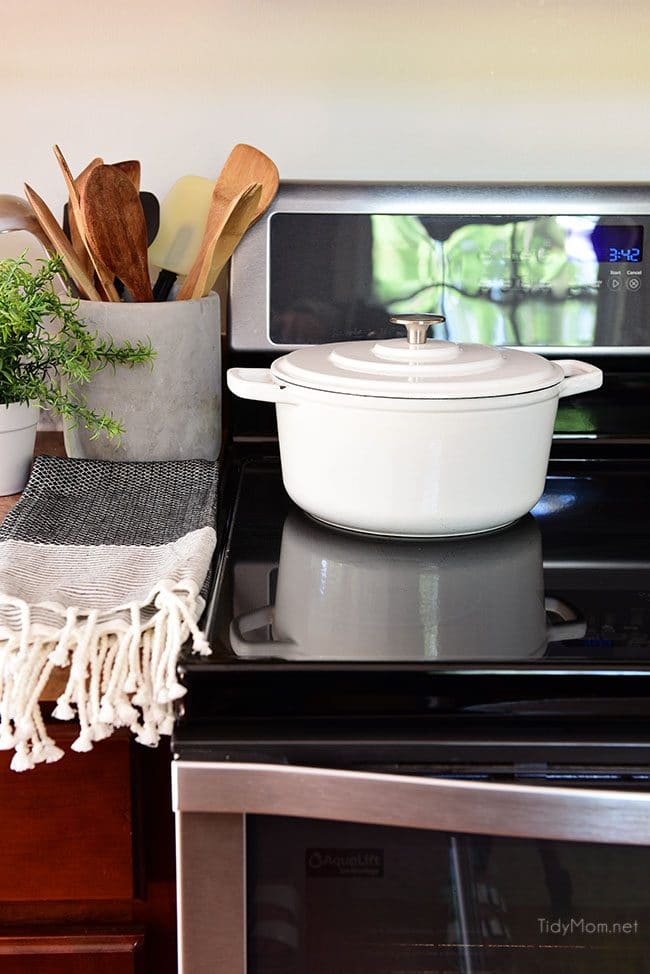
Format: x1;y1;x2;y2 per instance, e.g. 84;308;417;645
230;510;586;661
227;314;603;537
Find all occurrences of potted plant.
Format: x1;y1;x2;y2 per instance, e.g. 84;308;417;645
0;254;154;495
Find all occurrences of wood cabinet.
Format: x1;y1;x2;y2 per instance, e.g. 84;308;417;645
0;931;144;974
0;434;177;972
0;729;176;973
0;732;133;904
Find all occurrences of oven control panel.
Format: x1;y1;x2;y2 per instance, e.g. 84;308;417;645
268;212;648;348
230;182;650;353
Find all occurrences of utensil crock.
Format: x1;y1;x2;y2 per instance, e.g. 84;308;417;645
64;294;221;461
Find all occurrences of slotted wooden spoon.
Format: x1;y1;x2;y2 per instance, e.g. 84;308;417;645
177;182;262;300
81;165;154;302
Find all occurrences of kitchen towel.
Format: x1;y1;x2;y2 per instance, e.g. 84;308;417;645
0;456;217;771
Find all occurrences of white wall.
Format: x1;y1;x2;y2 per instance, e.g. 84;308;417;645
2;0;650;223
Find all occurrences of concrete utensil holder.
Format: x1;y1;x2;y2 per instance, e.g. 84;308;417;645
64;294;221;461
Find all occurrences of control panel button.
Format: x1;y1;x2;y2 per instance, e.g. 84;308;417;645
626;276;642;291
607;276;623;291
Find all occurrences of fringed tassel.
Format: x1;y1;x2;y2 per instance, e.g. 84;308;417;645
0;638;16;750
0;599;64;770
70;611;99;753
0;577;211;770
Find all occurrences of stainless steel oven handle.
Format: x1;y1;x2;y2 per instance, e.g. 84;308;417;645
173;761;650;847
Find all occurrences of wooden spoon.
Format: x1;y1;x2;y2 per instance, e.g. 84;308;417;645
197;182;264;299
177;182;262;300
53;145;119;301
219;144;279;227
0;194;54;253
81;165;154;302
154;144;279;301
23;183;102;300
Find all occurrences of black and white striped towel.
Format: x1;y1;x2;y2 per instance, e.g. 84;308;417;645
0;456;217;771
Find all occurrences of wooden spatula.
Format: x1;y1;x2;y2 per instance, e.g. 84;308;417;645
23;183;102;300
64;190;159;247
81;165;154;302
219;144;279;222
66;156;103;280
53;146;119;301
177;182;262;300
113;159;141;192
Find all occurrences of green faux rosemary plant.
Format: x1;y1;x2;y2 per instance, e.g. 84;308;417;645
0;255;154;439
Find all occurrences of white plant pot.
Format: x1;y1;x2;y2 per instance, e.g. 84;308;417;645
0;403;39;496
64;294;222;461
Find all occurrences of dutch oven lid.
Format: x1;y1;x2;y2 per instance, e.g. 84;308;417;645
271;314;564;399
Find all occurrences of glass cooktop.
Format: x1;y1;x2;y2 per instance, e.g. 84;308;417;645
176;448;650;734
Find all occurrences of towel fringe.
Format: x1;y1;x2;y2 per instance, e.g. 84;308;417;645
0;579;208;770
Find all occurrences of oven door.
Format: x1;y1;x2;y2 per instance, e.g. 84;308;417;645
173;761;650;974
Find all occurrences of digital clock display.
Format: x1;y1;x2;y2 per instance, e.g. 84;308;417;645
591;225;643;263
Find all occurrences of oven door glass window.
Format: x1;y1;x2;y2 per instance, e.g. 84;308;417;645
247;815;650;973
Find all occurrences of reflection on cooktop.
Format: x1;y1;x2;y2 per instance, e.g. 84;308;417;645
196;457;650;670
229;511;582;663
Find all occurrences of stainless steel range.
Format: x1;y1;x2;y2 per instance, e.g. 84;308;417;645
173;182;650;974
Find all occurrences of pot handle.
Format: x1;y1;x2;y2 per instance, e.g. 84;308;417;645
545;596;587;642
229;606;296;656
555;360;603;399
227;367;295;404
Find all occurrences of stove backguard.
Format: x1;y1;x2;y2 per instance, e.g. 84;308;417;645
229;182;650;355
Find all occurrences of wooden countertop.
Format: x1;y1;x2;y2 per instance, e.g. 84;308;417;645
1;432;66;700
0;432;66;525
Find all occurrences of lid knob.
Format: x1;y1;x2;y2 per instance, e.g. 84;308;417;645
389;313;446;346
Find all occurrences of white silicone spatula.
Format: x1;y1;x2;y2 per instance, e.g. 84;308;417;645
148;176;216;299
